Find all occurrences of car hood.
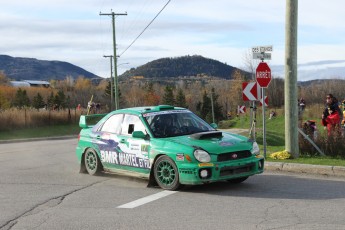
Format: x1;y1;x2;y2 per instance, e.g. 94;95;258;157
163;131;252;154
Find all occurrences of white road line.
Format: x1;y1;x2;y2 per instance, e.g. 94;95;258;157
117;190;178;209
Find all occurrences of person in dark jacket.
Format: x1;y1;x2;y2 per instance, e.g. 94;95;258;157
322;94;341;136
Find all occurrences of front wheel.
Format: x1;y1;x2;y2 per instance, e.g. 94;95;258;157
84;148;102;175
227;176;249;184
154;155;180;190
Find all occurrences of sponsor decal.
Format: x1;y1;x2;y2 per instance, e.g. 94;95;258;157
179;168;195;174
176;153;184;161
198;163;214;167
143;110;191;117
100;151;150;168
141;144;149;154
97;135;150;169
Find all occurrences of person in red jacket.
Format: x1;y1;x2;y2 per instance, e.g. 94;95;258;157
322;104;340;136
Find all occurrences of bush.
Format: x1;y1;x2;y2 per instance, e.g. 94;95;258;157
299;131;345;159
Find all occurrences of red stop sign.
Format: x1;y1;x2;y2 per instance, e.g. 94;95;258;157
256;62;271;87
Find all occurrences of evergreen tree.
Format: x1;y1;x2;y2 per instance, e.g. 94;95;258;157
104;80;115;98
210;87;224;122
13;88;30;109
201;91;212;121
47;92;55;110
32;93;45;110
54;90;66;109
162;85;175;105
196;88;223;123
175;88;187;108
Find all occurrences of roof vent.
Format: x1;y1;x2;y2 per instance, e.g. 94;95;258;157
156;105;174;111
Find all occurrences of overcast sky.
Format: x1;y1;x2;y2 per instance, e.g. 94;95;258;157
1;0;344;79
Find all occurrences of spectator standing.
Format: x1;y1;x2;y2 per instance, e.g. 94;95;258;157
322;94;341;136
298;98;306;119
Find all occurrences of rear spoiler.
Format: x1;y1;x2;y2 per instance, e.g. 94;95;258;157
79;114;107;128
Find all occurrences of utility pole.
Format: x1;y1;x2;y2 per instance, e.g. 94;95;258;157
103;55;113;111
285;0;299;158
100;10;127;110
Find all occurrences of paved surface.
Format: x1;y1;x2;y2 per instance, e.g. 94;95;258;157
1;133;345;179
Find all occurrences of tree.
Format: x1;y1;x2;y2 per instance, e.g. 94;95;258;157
175;88;187;108
162;85;175;105
47;92;55;110
210;87;224;122
54;90;66;109
0;91;10;110
0;72;9;85
32;93;45;110
196;88;223;123
144;83;160;106
196;90;211;121
74;76;93;107
13;88;30;109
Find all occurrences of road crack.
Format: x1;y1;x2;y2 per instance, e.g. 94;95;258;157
0;180;107;230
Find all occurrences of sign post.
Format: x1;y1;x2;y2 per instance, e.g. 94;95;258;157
256;62;272;159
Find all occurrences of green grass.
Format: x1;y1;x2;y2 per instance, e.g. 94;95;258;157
0;124;81;140
268;156;345;167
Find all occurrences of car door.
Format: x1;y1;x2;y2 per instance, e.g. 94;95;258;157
115;114;151;175
96;113;124;170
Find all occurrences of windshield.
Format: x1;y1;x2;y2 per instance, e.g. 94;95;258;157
143;110;215;138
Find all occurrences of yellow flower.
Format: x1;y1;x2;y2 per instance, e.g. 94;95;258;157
270;150;291;160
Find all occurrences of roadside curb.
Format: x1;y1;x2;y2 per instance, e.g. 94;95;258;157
0;135;78;144
265;161;345;178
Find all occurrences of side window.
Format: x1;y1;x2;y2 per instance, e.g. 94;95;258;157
120;114;146;135
100;114;123;133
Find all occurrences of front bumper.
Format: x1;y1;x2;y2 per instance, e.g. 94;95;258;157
177;156;264;185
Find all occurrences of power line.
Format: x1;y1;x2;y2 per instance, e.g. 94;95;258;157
118;0;171;57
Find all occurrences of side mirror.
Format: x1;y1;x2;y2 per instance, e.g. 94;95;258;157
210;123;218;129
132;131;147;139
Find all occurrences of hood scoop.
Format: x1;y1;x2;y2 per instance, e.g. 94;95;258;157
191;131;223;140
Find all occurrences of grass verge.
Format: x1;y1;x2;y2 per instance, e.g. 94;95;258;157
0;124;80;140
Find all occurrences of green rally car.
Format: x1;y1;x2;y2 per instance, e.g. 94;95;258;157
76;105;264;190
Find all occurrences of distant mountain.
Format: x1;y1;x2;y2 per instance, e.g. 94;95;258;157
119;55;249;79
0;55;99;81
271;60;345;81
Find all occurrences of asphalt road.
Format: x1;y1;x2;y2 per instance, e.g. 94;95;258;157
1;139;345;230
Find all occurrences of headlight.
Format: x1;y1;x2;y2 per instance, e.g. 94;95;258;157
251;141;260;155
194;149;211;162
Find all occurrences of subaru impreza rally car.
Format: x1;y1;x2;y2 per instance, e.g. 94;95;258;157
76;105;264;190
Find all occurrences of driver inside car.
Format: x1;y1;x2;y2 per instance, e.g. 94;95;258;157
155;114;176;137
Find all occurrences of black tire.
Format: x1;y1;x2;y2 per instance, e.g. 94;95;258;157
84;148;102;175
153;155;180;190
227;176;249;184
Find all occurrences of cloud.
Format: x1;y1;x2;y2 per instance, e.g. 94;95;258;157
0;0;344;79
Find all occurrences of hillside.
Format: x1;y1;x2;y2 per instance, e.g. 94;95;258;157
119;55;249;80
0;55;99;81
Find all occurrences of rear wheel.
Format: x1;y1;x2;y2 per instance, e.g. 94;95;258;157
84;148;102;175
154;155;180;190
227;176;249;184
